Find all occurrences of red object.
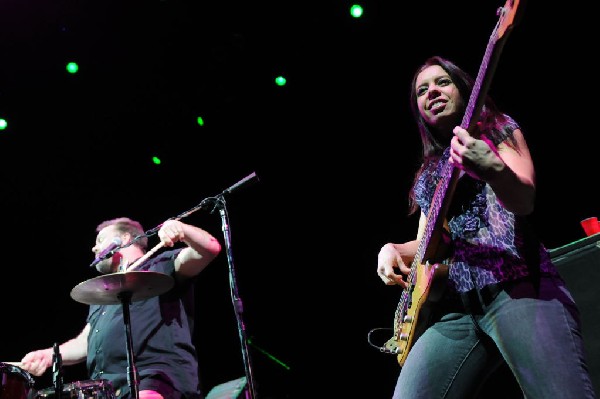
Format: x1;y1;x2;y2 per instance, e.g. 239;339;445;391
580;217;600;236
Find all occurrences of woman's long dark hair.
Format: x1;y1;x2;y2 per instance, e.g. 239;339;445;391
407;56;516;215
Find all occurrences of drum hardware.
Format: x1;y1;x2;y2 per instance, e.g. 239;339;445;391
35;379;115;399
52;343;63;399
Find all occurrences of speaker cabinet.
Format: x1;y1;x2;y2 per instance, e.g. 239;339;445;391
205;377;247;399
549;234;600;394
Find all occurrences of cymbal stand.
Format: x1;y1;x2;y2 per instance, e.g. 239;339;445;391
118;290;140;399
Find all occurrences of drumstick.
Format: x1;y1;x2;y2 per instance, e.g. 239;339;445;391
125;241;165;272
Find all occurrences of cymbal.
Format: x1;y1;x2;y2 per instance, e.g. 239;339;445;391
70;271;174;305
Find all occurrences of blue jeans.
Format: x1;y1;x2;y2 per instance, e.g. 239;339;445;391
392;277;596;398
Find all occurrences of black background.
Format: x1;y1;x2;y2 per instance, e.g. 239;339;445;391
0;0;597;398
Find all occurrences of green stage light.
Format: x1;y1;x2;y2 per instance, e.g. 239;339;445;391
66;62;79;74
350;4;364;18
0;119;7;130
275;76;286;86
152;156;162;165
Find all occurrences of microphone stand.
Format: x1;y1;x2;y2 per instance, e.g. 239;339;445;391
210;172;259;399
212;195;257;399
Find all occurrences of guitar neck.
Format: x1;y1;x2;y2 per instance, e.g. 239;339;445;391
462;1;522;131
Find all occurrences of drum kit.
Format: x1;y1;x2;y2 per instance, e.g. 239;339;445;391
1;271;174;399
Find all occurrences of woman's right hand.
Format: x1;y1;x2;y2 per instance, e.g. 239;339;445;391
377;243;412;289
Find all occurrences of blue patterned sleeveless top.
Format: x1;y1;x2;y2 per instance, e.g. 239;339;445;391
413;116;560;293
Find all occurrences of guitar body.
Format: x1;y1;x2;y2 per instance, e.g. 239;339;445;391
384;261;449;366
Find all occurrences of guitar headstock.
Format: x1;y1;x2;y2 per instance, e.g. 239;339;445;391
496;0;526;39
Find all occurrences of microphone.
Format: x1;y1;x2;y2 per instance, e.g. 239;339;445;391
89;237;122;268
222;172;259;196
